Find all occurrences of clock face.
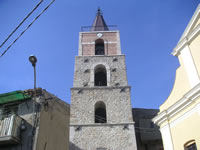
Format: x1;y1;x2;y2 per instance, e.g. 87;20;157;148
97;33;103;38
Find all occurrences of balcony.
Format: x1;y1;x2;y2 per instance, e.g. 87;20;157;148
0;115;22;145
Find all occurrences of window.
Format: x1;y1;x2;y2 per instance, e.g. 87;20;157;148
2;103;18;119
185;143;197;150
184;140;197;150
95;39;105;55
95;101;107;123
94;65;107;86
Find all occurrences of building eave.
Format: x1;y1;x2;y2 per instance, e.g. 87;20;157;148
153;83;200;126
172;24;200;56
178;4;200;44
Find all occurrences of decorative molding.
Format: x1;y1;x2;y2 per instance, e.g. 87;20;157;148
117;31;122;55
172;25;200;56
71;86;131;90
70;122;135;127
76;54;125;58
80;31;120;34
170;102;200;128
160;124;174;150
172;3;200;56
153;83;200;126
179;45;200;87
177;4;200;45
172;38;187;56
81;42;95;45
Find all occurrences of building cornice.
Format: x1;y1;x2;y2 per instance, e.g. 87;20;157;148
75;54;125;57
70;122;135;127
153;83;200;126
71;86;131;90
178;4;200;42
172;24;200;56
80;30;120;34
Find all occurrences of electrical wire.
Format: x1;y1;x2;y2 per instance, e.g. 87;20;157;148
0;0;43;49
0;97;159;132
0;97;108;123
41;94;107;123
71;104;107;123
0;0;55;57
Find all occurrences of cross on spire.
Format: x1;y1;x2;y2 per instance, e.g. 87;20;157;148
90;8;109;31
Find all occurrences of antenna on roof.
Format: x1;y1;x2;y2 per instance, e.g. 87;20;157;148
97;0;102;13
97;7;103;16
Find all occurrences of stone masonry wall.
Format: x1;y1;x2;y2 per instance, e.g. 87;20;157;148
73;55;128;87
71;28;137;150
70;87;133;124
70;124;137;150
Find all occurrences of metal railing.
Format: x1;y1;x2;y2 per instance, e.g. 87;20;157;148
0;115;21;142
81;25;118;32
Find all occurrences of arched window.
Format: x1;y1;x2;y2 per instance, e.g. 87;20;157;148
95;101;107;123
95;39;105;55
94;65;107;86
184;140;197;150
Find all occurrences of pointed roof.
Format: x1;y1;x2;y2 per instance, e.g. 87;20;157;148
90;8;109;31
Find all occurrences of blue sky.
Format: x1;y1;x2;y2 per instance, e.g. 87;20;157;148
0;0;199;109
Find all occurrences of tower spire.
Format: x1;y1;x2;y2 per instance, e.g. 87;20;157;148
90;8;109;31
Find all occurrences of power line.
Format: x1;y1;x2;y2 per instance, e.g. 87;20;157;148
0;95;107;123
0;0;43;49
0;96;160;132
0;0;55;57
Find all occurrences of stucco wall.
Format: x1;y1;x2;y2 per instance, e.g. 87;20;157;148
36;98;70;150
0;99;34;150
169;99;200;150
158;94;200;150
160;65;191;111
189;34;200;77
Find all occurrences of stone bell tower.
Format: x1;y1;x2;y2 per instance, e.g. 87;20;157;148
70;8;137;150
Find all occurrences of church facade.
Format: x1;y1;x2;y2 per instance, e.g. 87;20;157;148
153;4;200;150
70;9;138;150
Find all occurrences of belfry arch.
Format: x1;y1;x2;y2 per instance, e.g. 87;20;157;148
95;101;107;123
94;65;107;86
95;39;105;55
90;63;111;86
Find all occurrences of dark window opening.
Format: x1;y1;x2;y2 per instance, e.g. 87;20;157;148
95;102;107;123
185;143;197;150
95;66;107;86
95;39;105;55
1;103;19;119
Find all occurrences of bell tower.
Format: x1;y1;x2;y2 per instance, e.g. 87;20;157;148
70;8;137;150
